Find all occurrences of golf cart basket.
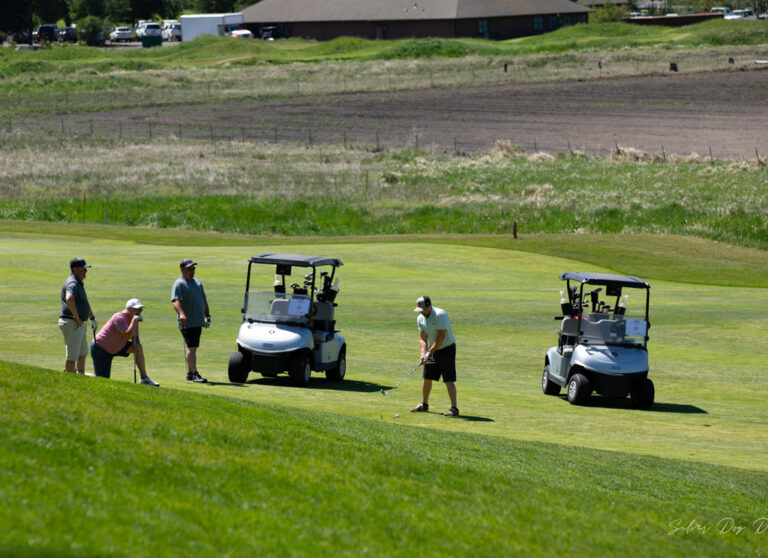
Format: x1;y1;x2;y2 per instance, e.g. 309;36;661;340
558;272;650;350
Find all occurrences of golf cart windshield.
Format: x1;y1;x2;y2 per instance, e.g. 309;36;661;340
578;312;648;347
244;291;311;325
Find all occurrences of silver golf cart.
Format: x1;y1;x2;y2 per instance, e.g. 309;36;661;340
228;254;346;386
542;272;654;409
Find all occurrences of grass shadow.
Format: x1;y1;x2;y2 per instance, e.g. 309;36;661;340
247;376;386;393
205;381;247;387
557;395;707;413
407;410;495;422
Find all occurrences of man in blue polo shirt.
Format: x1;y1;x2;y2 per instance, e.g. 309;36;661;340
410;295;459;417
58;257;97;374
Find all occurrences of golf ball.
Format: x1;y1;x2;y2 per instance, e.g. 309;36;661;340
395;414;400;418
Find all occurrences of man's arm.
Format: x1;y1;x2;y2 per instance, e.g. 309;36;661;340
117;316;141;342
65;292;82;327
172;299;186;326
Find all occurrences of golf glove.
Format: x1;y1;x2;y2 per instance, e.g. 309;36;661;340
204;316;211;328
135;315;143;322
90;318;98;331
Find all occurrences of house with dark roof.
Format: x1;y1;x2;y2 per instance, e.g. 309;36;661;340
242;0;591;41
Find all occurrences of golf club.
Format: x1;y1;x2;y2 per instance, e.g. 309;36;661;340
381;362;423;396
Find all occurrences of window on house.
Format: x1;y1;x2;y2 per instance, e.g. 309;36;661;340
477;19;488;38
562;15;572;26
533;16;543;31
548;15;558;30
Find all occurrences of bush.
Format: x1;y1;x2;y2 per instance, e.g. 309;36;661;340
590;3;628;23
77;16;105;47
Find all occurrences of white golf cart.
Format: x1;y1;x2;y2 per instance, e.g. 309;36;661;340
542;272;654;409
228;254;346;386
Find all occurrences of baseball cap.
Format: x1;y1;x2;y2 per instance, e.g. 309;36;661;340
69;257;92;269
180;258;197;269
413;295;432;312
125;298;145;309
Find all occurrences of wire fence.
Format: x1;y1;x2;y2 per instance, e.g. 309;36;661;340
3;113;768;163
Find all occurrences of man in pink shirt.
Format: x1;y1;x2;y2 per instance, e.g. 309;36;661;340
90;298;159;386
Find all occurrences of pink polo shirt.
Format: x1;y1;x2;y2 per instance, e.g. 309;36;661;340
95;310;139;355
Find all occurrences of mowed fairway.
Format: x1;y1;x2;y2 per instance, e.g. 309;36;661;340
2;225;766;473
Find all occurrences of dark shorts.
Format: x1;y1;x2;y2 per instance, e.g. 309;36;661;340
423;343;456;383
181;326;202;348
90;340;131;379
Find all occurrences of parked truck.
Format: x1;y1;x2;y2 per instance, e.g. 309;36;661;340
179;13;245;41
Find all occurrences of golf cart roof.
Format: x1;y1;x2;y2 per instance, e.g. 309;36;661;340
560;272;649;289
249;254;343;268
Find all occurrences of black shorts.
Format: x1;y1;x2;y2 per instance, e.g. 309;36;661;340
181;326;202;348
423;343;456;383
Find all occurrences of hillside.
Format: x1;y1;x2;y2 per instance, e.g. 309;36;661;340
1;361;766;556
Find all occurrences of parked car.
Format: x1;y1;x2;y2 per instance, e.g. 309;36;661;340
227;29;253;38
724;9;757;19
109;26;132;42
162;23;181;41
57;27;78;43
759;10;768;19
136;21;162;39
710;7;732;16
260;25;280;40
33;24;58;43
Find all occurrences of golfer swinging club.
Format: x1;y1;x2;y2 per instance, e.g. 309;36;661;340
410;295;459;417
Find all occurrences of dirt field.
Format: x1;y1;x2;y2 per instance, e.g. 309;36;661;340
69;67;768;159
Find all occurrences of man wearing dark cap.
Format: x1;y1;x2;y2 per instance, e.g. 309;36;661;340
171;258;211;383
59;258;97;374
410;295;459;416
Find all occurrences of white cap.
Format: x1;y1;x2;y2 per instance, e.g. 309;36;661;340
413;295;431;312
125;298;145;309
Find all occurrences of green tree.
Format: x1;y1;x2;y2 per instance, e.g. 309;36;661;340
192;0;236;13
68;0;104;20
104;0;131;23
589;2;627;22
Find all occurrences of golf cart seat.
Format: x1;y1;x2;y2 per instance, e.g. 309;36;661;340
312;301;335;341
559;317;579;357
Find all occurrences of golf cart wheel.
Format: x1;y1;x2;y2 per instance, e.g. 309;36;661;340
289;354;311;387
542;364;560;396
326;346;346;382
630;378;655;410
228;350;250;383
567;373;591;405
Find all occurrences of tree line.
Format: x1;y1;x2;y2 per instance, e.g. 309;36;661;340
0;0;259;33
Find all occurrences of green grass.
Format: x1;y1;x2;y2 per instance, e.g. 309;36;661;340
2;361;767;556
1;141;766;250
1;225;767;474
2;21;768;117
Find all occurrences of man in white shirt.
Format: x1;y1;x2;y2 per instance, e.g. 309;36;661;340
410;295;459;417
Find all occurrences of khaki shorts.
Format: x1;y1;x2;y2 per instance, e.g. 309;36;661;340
58;318;88;361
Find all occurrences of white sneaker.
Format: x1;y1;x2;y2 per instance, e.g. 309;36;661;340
140;376;159;387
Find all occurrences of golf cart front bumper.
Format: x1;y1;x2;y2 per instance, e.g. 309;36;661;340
571;344;649;397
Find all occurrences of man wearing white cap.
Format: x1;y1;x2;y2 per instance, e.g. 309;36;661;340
411;295;459;417
90;298;159;386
